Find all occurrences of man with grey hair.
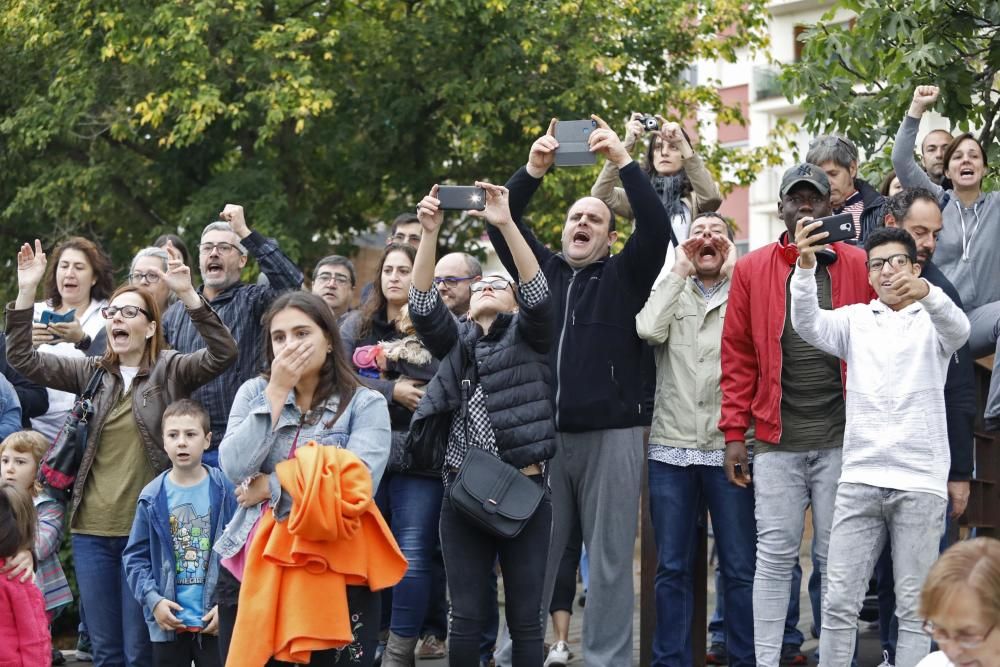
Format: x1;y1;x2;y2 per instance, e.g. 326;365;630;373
433;252;482;316
162;203;303;465
806;134;888;243
311;255;356;322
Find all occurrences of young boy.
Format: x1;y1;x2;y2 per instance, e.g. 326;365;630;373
123;399;237;667
790;224;970;667
1;430;72;666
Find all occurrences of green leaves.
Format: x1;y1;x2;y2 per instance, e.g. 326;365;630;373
782;0;1000;182
1;0;775;293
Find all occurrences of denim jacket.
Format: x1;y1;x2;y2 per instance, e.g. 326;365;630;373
122;466;237;642
0;373;22;441
215;379;390;559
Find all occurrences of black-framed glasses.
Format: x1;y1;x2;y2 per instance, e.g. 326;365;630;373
128;271;161;285
866;254;912;273
433;275;478;288
314;272;352;286
471;278;511;293
198;242;241;256
101;305;152;320
923;619;996;650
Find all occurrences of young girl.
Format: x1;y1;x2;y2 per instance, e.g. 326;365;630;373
1;430;73;643
0;483;51;666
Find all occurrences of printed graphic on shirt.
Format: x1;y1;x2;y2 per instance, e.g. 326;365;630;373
170;503;210;586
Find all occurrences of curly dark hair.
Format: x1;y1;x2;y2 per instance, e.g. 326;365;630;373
43;236;115;308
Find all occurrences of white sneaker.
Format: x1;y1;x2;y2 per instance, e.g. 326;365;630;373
544;640;571;667
877;650;894;667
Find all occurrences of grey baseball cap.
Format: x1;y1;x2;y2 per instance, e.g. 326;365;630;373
780;163;830;197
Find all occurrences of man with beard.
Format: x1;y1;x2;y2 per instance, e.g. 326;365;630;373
920;129;954;186
720;164;872;666
162;204;303;464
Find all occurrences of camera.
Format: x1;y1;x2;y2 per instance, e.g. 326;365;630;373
640;114;659;132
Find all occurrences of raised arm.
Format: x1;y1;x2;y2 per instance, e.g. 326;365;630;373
409;186;461;359
789;219;852;359
685;152;723;213
486;120;560;279
221;203;304;293
891;86;944;198
148;244;238;391
7;241;92;394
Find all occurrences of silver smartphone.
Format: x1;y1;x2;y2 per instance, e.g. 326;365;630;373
554;119;598;167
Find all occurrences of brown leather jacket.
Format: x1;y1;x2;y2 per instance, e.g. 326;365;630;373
5;298;238;518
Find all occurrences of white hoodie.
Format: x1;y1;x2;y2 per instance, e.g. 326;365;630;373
790;263;970;499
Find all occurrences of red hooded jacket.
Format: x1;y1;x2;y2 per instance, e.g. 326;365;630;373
719;235;873;445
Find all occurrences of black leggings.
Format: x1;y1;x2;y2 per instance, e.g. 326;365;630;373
440;481;552;667
216;567;381;667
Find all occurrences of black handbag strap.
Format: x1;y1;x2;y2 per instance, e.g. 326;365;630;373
459;337;478;449
81;366;105;400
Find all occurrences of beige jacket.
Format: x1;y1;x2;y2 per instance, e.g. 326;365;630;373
636;272;728;451
591;152;722;221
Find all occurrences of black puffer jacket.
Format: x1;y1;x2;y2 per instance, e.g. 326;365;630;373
408;285;556;470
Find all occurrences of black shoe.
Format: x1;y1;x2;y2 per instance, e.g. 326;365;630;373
706;642;728;665
51;647;67;666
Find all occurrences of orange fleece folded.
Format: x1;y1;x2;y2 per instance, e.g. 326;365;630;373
228;443;407;665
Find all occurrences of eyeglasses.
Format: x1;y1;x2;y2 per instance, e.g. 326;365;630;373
101;305;153;320
923;619;996;650
391;233;422;245
866;254;912;273
471;279;511;293
433;275;478;288
128;271;161;285
198;242;241;256
314;273;352;286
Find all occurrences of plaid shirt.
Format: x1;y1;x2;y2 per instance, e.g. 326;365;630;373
162;231;303;449
410;270;549;472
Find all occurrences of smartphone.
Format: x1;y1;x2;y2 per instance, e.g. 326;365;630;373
437;185;486;211
39;309;76;326
807;213;856;244
554;119;598;167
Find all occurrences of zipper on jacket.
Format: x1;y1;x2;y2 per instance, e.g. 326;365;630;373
554;269;579;430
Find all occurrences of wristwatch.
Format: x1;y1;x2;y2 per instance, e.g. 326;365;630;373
75;334;92;351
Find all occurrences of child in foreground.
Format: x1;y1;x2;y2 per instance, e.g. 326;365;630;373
1;430;73;665
124;399;237;667
0;483;52;665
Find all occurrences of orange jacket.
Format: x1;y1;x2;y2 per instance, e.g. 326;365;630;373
228;443;407;666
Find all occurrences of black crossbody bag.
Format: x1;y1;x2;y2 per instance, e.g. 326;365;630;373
448;344;543;539
40;367;106;501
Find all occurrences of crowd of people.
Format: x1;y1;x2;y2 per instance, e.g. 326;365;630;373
0;84;998;667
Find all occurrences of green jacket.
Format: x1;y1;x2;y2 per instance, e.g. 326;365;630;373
636;272;728;452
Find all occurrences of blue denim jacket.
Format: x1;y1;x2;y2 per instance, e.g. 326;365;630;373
122;466;237;642
214;379;390;559
0;373;23;440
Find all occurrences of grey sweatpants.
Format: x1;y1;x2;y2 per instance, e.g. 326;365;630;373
968;302;1000;419
537;426;646;667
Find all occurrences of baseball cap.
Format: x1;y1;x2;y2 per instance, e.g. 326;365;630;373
780;163;830;197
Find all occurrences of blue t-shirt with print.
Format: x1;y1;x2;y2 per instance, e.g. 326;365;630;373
165;474;211;629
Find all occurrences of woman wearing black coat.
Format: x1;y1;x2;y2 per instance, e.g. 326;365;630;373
409;182;556;667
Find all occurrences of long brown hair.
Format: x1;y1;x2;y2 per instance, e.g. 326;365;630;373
941;132;988;190
261;291;361;415
43;236;115;309
0;484;36;560
99;285;168;370
358;243;416;339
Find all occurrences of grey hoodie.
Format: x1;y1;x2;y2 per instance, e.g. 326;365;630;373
892;115;1000;310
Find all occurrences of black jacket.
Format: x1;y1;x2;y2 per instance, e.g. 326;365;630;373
921;261;975;481
852;178;890;244
408;288;555;470
487;162;672;432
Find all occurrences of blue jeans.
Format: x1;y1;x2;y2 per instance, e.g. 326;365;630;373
71;534;152;667
375;473;444;638
648;461;756;667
